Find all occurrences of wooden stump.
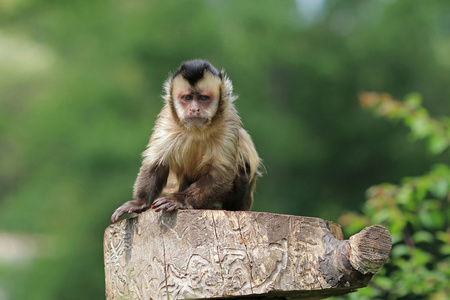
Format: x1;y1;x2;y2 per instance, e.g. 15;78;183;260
104;210;391;300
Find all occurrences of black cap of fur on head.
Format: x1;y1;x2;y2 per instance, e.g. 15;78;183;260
174;59;222;86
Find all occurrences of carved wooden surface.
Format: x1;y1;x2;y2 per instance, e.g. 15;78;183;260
104;210;391;300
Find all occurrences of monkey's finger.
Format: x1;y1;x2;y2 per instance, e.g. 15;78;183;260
151;200;159;208
165;204;179;213
111;211;122;223
151;202;163;211
111;206;130;223
154;203;169;212
153;201;173;212
152;198;166;209
154;205;166;212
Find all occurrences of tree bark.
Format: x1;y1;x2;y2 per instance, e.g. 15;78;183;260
104;210;391;300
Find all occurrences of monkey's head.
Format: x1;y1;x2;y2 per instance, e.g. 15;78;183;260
165;59;233;130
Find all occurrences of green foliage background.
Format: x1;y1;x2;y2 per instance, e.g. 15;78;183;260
0;0;449;299
337;93;450;300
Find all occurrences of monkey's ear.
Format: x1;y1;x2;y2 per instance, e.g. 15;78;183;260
220;69;225;79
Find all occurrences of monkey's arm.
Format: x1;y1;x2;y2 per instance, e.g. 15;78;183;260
111;164;169;223
152;166;234;212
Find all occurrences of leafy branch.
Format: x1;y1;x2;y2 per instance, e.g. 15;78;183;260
339;93;450;300
360;92;450;154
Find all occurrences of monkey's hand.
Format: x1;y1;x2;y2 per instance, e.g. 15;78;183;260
152;195;193;213
110;200;150;223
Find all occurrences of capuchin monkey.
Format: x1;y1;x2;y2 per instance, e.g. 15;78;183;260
111;59;261;223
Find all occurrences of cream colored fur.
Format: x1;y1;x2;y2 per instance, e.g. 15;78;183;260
142;72;261;196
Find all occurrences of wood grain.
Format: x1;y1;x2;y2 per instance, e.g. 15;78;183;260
104;210;391;300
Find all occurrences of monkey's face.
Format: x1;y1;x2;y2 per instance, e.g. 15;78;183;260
171;72;221;129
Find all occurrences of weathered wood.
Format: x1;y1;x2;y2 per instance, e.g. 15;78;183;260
104;210;391;300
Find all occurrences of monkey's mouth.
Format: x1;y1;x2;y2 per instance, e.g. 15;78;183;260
185;117;207;125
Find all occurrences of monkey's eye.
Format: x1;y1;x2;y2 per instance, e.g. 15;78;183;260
198;95;210;101
182;95;193;101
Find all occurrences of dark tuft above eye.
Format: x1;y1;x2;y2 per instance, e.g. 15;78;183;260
198;95;210;101
182;94;193;101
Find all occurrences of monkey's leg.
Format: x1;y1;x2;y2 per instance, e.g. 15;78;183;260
111;164;169;223
222;166;256;211
237;176;257;210
152;167;233;212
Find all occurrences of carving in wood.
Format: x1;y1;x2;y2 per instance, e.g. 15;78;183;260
104;210;391;299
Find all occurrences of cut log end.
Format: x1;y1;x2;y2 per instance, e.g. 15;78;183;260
347;225;392;275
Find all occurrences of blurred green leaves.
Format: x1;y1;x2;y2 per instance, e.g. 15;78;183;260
361;92;450;155
1;0;450;299
339;93;450;300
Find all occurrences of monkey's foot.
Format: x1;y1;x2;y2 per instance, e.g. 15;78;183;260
110;200;149;223
152;195;190;213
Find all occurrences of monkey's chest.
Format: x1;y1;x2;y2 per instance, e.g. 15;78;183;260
171;141;212;179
